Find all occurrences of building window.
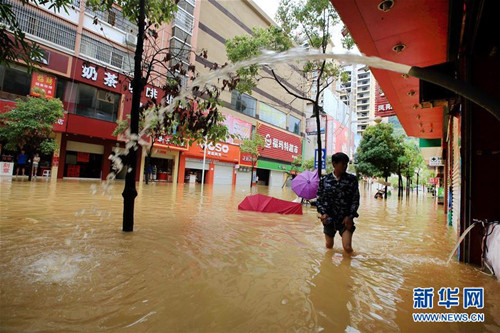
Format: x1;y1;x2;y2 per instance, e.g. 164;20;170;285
289;115;301;135
0;65;31;97
80;34;134;73
258;102;286;129
177;0;195;16
5;0;77;50
75;83;120;122
231;91;256;117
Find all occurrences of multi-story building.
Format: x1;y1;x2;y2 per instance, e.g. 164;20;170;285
1;0;306;187
0;0;197;183
336;64;377;136
191;0;307;187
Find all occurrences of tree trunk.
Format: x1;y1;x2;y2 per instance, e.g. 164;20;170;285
27;153;33;181
416;172;419;195
314;102;323;178
250;159;255;190
384;173;388;199
122;0;146;232
144;155;150;185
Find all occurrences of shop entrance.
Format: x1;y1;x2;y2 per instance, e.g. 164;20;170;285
256;168;270;186
64;151;102;178
149;157;174;182
184;168;208;184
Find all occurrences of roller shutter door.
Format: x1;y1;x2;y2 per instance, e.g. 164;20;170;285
236;171;251;187
451;118;461;231
269;170;284;187
214;164;234;185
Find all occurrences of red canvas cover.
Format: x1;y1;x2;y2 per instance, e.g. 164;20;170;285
238;194;303;215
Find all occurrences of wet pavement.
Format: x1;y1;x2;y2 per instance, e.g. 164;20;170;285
1;177;499;332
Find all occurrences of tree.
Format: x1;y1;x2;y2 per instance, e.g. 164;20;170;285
226;0;341;177
0;96;65;180
355;123;400;198
240;134;265;189
94;0;234;231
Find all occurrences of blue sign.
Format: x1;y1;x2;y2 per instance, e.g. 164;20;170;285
314;149;326;169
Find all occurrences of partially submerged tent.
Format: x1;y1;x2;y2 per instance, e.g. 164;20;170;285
238;194;302;215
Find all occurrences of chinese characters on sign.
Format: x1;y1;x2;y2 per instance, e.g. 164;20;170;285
375;82;396;117
82;65;98;81
264;134;299;154
257;123;302;162
413;287;484;309
30;73;57;99
377;103;393;112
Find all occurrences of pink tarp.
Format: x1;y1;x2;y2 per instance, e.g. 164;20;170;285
238;194;303;215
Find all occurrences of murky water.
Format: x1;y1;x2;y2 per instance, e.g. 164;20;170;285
1;178;499;332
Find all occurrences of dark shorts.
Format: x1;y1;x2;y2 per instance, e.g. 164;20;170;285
323;217;356;238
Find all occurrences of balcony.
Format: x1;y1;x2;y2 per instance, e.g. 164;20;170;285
4;0;77;51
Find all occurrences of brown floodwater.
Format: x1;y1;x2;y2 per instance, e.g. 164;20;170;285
0;178;498;332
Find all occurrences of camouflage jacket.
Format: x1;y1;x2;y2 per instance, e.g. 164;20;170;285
316;172;360;220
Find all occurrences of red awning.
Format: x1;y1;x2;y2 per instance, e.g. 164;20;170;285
331;0;448;138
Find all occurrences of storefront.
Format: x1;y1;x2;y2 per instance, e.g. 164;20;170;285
256;122;302;187
236;152;253;187
0;45;73;178
179;141;240;185
147;137;186;183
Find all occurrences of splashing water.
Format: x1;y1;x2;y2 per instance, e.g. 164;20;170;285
104;48;412;190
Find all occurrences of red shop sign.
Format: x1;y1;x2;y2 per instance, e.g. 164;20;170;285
153;136;188;151
73;58;124;93
240;152;254;167
257;123;302;163
30;72;56;99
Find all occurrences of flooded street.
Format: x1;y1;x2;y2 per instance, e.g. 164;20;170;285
1;178;499;332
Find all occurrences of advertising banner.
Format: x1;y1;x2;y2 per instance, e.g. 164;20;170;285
223;113;252;145
257;122;302;162
305;116;326;135
30;72;56;99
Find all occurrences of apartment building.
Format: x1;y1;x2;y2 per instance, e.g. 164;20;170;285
191;0;307;187
1;0;306;186
0;0;196;182
336;64;377;136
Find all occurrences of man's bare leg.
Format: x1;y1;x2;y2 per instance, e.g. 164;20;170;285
341;230;353;253
325;234;334;249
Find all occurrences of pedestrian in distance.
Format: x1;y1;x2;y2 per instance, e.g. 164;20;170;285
316;152;360;253
15;150;27;177
32;153;40;177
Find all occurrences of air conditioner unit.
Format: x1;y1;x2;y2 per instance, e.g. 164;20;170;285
125;33;137;47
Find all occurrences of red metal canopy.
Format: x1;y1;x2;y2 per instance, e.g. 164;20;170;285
331;0;449;138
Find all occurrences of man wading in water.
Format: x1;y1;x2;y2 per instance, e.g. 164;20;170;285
316;152;360;253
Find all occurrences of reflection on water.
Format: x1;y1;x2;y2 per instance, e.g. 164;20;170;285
1;178;499;332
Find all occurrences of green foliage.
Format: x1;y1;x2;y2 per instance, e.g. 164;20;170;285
341;34;355;50
355;123;400;178
86;0;177;28
0;96;65;154
302;157;315;171
225;26;293;94
240;134;265;161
